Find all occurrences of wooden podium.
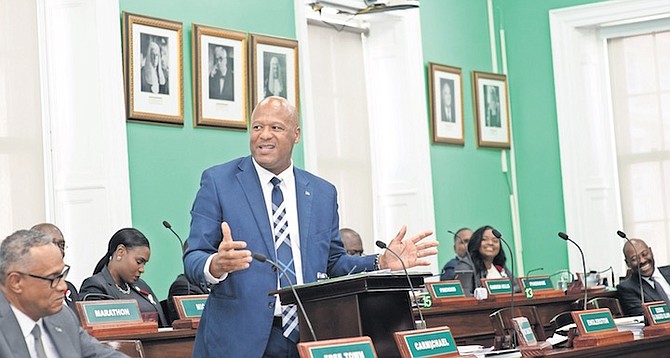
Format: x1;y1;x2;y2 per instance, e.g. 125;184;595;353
275;272;427;358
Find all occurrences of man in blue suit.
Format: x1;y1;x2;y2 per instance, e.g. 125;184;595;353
184;96;437;357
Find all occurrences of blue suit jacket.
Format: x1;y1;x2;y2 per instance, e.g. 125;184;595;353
184;156;375;357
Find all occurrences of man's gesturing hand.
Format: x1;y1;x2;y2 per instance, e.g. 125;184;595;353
209;222;252;277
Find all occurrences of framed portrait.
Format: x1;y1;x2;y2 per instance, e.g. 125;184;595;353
123;12;184;125
249;34;299;110
428;63;464;144
192;24;248;129
472;71;510;148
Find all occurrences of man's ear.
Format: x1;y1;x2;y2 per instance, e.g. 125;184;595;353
5;272;23;294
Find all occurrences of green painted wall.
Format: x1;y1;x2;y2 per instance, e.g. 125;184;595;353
119;0;609;299
420;0;605;278
119;0;300;299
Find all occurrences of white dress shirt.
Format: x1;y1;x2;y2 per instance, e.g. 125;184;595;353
10;305;59;358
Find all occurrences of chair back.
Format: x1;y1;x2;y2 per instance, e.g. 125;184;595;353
101;340;145;358
489;306;546;344
549;311;574;334
587;297;623;317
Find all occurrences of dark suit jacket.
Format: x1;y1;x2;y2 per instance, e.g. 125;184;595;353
0;290;123;357
65;280;80;320
454;259;519;295
166;274;209;324
79;266;168;327
184;156;376;357
208;70;234;101
617;265;670;316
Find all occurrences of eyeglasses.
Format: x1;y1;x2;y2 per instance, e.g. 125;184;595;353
54;241;66;250
346;249;364;256
14;265;70;288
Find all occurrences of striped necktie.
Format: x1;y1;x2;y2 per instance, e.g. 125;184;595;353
270;177;299;342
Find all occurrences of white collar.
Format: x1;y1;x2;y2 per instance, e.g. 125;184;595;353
252;158;295;186
9;303;43;340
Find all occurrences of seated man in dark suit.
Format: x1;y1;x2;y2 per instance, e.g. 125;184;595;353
0;230;124;357
30;223;80;315
617;238;670;316
440;227;472;281
166;274;209;324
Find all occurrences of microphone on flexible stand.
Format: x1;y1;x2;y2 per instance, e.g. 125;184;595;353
525;267;544;277
162;220;185;253
447;230;479;287
252;252;317;341
557;232;588;310
616;230;644;308
492;229;517;348
162;220;192;295
375;240;426;330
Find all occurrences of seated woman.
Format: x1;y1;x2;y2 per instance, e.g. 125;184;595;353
455;225;520;295
80;228;168;326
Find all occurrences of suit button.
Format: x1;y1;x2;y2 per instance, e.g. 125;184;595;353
268;301;275;309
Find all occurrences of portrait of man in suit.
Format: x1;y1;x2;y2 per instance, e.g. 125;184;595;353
440;78;456;123
484;84;501;128
208;44;234;101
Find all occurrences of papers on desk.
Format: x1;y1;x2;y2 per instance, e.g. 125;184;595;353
614;315;644;339
546;333;569;346
457;345;521;358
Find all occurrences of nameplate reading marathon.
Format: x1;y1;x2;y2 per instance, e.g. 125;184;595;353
307;342;376;358
521;276;553;291
80;300;142;324
579;311;616;333
648;303;670;324
403;330;458;357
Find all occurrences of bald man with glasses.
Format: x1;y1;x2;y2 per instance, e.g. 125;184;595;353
0;230;124;357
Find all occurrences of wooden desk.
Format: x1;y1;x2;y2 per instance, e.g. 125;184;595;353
102;328;195;357
538;334;670;357
418;290;617;346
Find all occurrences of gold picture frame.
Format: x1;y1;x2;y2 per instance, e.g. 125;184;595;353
249;34;300;110
122;12;184;125
192;24;248;129
429;63;464;144
472;71;510;148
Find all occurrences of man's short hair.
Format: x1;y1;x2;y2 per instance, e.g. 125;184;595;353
0;230;52;284
453;227;471;243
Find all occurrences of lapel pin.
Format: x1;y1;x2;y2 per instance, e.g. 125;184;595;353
305;191;310;196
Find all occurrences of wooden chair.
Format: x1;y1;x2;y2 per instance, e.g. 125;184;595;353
101;340;145;358
489;306;546;345
587;297;623;317
549;311;574;334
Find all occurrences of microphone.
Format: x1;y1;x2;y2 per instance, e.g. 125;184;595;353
491;229;517;348
82;292;116;301
251;252;317;341
525;267;544;277
162;220;185;253
616;230;644;308
375;240;426;329
163;220;191;295
447;229;479;288
557;232;587;310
